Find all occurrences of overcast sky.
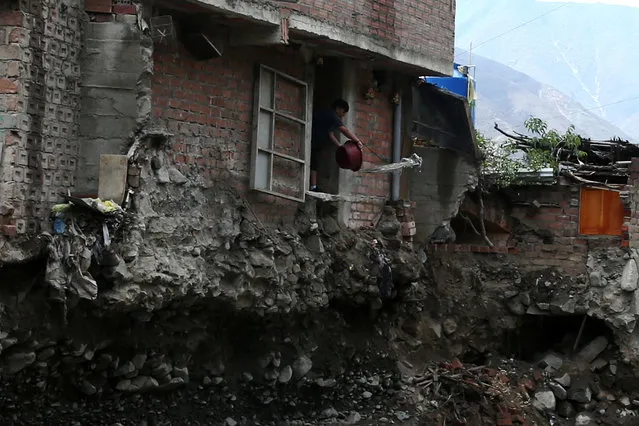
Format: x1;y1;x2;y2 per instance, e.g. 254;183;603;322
538;0;639;7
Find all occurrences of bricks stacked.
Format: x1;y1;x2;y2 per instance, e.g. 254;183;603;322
394;200;416;243
152;46;308;226
0;0;83;236
348;68;393;229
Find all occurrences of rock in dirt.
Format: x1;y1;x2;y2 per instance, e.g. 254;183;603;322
132;354;147;370
549;382;567;400
442;318;457;335
577;336;608;363
305;235;324;254
557;401;576;418
590;358;608;372
292;356;312;379
568;383;592;404
345;411;362;424
395;411;410;421
4;350;36;374
540;353;563;372
621;259;639;291
116;375;159;393
173;366;189;381
589;271;604;288
78;380;98;396
168;167;187;184
554;373;571;387
322;217;340;235
320;407;339;419
533;390;556;412
278;365;293;384
113;361;136;377
224;418;237;426
575;413;595;426
507;298;526;315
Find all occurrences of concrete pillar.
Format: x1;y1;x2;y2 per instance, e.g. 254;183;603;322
337;59;358;227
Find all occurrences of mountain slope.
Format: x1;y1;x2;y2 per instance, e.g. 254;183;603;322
464;52;630;142
455;0;639;140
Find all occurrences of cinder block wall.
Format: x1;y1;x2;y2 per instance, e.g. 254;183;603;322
0;0;84;236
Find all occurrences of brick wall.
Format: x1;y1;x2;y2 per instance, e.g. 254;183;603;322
152;45;308;226
285;0;455;71
347;69;393;228
508;186;588;274
0;0;83;236
430;184;625;276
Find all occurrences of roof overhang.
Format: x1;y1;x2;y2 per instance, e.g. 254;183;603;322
411;83;479;162
155;0;452;76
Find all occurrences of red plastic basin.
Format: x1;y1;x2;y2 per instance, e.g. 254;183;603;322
335;140;363;172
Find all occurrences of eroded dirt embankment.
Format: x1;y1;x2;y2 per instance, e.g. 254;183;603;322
2;142;639;425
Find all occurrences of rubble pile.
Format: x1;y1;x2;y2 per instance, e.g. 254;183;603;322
524;334;639;425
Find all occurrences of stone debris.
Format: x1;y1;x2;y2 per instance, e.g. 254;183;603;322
540;353;563;372
568;382;592;404
575;412;595;425
620;259;639;291
577;336;609;363
533;390;557;412
554;373;571;388
557;400;576;418
277;365;293;384
292;356;313;379
548;382;567;400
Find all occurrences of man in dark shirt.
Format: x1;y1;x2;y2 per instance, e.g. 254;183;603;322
310;99;363;191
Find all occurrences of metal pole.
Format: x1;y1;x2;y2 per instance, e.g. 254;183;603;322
391;91;402;201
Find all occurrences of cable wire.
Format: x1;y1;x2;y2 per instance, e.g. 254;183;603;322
455;3;570;60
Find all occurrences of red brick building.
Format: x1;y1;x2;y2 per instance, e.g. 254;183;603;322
0;0;457;237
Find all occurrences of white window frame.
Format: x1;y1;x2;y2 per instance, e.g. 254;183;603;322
250;64;311;203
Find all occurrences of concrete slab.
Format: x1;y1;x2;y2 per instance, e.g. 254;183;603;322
98;154;128;205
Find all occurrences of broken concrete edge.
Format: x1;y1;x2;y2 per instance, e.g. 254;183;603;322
189;0;452;76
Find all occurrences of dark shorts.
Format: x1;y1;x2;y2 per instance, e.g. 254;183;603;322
310;138;324;171
310;148;320;171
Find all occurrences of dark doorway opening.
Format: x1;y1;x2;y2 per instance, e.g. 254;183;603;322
500;314;614;362
312;57;344;195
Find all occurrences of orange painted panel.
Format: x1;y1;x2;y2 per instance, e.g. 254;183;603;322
579;187;623;236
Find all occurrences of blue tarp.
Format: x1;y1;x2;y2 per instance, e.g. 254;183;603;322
423;63;476;126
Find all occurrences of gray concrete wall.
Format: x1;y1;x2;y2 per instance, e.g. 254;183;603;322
336;60;358;227
410;146;478;243
75;19;144;195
